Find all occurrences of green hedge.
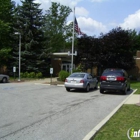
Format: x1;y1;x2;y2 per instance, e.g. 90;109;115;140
20;72;42;78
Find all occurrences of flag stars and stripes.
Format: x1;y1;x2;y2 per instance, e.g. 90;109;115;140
74;18;85;35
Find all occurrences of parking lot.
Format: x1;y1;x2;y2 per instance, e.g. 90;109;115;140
0;82;132;140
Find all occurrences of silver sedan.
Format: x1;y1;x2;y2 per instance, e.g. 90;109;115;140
64;72;98;92
0;74;9;83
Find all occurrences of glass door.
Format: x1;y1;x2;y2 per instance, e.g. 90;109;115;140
61;64;72;73
61;63;75;72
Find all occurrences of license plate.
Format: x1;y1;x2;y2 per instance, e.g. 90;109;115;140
71;80;76;83
107;77;115;81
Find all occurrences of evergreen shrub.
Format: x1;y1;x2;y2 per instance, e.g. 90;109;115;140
20;72;42;78
29;72;35;78
20;72;24;78
59;70;70;81
23;72;29;78
36;72;42;78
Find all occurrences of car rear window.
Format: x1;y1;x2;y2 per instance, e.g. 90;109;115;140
102;71;123;77
69;73;85;78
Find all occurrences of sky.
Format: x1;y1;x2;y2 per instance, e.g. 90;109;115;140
14;0;140;37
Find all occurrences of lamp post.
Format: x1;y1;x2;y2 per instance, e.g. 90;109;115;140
15;32;21;81
68;51;77;74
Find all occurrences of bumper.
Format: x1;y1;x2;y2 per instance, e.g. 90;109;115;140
100;83;126;91
65;83;86;89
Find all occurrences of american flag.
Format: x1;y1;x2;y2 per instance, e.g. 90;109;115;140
74;18;85;35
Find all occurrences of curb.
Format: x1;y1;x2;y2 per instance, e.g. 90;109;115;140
57;84;64;86
82;89;137;140
34;83;51;85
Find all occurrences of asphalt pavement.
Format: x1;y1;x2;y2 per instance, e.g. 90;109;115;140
26;78;140;140
0;78;139;140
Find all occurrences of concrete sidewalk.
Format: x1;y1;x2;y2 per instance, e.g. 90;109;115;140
29;77;58;83
10;77;58;84
124;94;140;105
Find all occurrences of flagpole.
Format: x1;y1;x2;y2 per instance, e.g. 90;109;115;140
71;7;75;74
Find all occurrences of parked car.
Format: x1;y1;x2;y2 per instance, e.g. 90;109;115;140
100;68;130;94
64;72;98;92
0;74;9;83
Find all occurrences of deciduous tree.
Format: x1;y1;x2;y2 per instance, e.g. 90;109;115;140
43;2;72;52
99;27;135;70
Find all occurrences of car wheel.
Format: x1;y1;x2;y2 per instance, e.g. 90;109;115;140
94;82;98;89
66;88;70;92
100;88;104;94
122;87;127;95
2;77;7;83
127;85;130;91
85;84;90;92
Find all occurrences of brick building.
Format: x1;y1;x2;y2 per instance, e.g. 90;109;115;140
128;50;140;80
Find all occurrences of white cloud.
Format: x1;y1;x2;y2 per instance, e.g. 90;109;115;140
52;0;82;7
75;7;89;17
77;17;107;36
35;0;82;10
15;0;110;36
34;0;51;10
120;9;140;31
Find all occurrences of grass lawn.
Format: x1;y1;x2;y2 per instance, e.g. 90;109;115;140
91;81;140;140
92;105;140;140
131;81;140;94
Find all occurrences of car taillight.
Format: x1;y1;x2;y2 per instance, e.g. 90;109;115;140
116;77;125;81
100;76;107;81
80;80;84;83
65;79;68;82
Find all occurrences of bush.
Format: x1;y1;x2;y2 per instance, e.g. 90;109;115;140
59;70;70;81
23;72;29;78
29;72;36;78
36;72;42;78
20;72;42;78
20;72;24;78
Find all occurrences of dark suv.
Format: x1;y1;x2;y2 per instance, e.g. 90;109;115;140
100;68;130;94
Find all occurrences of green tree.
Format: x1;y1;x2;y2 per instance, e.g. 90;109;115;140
75;36;100;71
75;27;136;73
129;29;140;55
13;0;49;75
0;0;15;71
43;2;72;52
99;27;135;70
